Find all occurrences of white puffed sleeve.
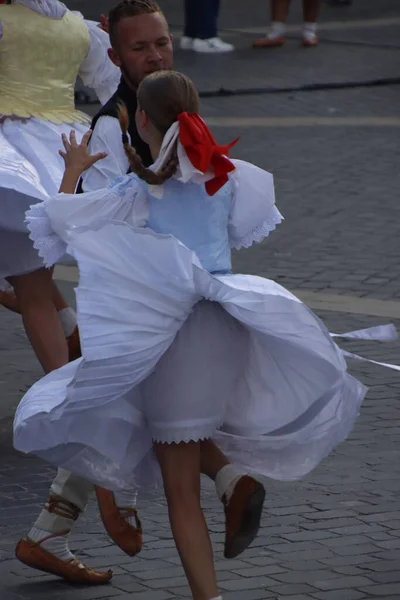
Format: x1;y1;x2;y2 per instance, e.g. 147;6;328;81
77;17;120;105
25;175;148;267
228;159;283;250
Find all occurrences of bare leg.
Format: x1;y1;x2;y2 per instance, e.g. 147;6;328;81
154;440;219;600
302;0;321;22
200;439;229;481
0;288;20;313
8;268;68;373
1;280;70;314
271;0;291;22
51;281;69;311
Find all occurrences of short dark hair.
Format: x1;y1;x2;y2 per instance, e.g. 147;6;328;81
109;0;164;48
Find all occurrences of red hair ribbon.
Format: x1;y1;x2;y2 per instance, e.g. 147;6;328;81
177;112;238;196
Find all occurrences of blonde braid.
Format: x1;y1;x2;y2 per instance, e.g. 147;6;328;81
117;103;178;186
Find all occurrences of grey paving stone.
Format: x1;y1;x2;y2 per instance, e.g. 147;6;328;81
312;575;374;590
311;591;367;600
317;535;372;548
280;530;337;542
359;582;400;596
328;544;382;557
301;518;364;531
266;569;340;584
268;582;319;595
222;592;275;600
218;576;278;591
232;565;286;577
319;555;379;568
366;570;400;584
366;560;400;572
109;593;175;600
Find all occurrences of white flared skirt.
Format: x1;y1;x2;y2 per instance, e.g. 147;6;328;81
0;117;88;287
14;221;367;490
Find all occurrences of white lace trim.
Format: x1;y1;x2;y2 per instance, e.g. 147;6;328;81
25;202;67;268
151;422;221;445
230;207;283;250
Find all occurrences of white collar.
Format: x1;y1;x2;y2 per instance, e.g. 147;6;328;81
148;120;215;199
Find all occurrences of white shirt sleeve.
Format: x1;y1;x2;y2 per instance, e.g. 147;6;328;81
81;116;131;192
228;159;283;250
25;175;147;267
78;19;120;105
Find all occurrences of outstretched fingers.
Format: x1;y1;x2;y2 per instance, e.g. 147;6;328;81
90;152;108;166
69;130;78;147
81;130;93;147
61;132;71;153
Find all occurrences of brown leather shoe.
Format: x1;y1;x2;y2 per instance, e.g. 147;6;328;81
223;475;265;559
253;36;285;48
95;486;142;557
68;326;82;362
15;535;112;584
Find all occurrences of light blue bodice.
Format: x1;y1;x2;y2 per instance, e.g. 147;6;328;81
146;178;233;274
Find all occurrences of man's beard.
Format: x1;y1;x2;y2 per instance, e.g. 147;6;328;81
120;62;171;90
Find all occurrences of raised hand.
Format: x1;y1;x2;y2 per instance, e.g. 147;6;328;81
59;130;107;174
98;14;109;34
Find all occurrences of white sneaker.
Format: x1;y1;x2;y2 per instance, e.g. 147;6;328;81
192;37;234;53
180;36;194;50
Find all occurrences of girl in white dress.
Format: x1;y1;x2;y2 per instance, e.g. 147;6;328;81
0;0;118;372
15;70;367;600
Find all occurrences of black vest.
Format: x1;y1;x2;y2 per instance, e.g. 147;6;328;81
77;77;153;192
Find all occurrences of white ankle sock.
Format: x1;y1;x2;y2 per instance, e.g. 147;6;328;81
267;21;286;40
114;490;138;527
303;22;317;40
209;596;223;600
28;527;78;563
58;307;77;338
215;465;244;503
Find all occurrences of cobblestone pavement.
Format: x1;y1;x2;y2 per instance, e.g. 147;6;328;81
1;1;400;599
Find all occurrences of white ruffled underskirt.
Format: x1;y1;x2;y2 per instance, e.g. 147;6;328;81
0;117;87;287
14;220;367;490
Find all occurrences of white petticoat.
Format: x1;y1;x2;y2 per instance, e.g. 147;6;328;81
14;220;367;490
0;116;88;287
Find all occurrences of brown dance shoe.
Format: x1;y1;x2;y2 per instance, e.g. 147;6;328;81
252;36;285;48
68;326;82;362
223;475;265;559
95;486;142;557
15;533;112;584
0;290;21;313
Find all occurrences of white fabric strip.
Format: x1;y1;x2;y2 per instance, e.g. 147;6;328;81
343;350;400;372
331;324;398;342
332;324;400;371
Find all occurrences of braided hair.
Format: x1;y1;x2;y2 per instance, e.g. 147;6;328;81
117;102;178;186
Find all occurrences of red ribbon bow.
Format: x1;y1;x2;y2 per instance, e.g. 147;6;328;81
177;112;238;196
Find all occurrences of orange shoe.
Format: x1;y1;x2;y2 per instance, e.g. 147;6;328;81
253;36;285;48
223;475;265;559
0;290;21;313
302;36;318;47
95;486;142;557
15;534;112;584
67;326;82;362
